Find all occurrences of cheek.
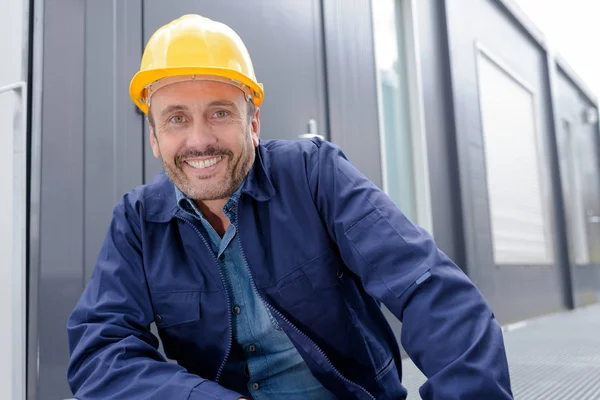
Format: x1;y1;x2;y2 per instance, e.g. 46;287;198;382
156;135;183;159
221;128;248;151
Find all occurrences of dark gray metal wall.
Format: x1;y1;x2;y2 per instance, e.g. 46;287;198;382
30;1;381;399
322;0;382;187
414;0;466;268
83;1;144;282
31;1;86;398
555;67;600;307
443;0;568;323
29;1;145;399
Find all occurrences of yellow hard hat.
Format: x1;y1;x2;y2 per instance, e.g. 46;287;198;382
129;14;264;114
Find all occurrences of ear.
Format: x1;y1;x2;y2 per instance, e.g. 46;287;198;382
148;122;161;159
250;107;261;147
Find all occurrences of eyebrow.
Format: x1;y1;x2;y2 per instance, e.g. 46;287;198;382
208;100;238;110
160;105;189;119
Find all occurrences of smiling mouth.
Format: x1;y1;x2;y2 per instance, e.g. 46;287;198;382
185;156;223;169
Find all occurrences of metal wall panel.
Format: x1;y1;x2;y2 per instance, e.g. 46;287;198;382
36;1;85;398
322;0;382;187
572;265;600;306
27;0;44;396
1;0;29;398
444;0;566;323
556;69;600;307
33;1;144;399
83;0;143;282
414;0;466;267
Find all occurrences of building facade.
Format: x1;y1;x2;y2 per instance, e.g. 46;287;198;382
2;0;597;398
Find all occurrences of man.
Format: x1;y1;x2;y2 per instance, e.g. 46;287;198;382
67;14;512;400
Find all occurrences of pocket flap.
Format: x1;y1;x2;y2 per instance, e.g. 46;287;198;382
152;291;200;328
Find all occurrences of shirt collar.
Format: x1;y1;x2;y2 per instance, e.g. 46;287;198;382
174;180;244;220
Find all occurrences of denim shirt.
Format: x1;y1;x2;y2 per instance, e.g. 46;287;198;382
175;184;336;400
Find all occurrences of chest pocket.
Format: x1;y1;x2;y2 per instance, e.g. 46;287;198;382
151;291;201;328
276;250;341;310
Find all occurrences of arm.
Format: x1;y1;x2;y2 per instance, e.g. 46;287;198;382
67;196;242;400
307;140;513;400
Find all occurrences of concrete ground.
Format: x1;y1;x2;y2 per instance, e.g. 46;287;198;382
401;303;600;399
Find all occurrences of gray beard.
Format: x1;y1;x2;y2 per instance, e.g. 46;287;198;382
161;133;255;201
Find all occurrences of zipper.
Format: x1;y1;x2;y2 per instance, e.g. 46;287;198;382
235;201;376;400
176;215;232;383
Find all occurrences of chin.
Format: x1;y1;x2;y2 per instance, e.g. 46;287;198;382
192;182;232;199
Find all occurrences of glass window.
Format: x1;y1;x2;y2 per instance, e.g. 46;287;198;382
372;0;432;231
476;50;554;264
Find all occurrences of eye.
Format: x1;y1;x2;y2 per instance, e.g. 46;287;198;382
213;110;230;119
170;115;186;124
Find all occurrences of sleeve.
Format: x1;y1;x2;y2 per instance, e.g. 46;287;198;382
66;197;242;400
307;139;513;400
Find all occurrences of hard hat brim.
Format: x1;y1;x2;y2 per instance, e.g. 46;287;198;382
130;66;264;114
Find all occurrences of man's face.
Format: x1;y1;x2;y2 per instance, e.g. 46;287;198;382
148;80;260;201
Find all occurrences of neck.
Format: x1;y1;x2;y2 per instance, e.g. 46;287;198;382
195;199;229;237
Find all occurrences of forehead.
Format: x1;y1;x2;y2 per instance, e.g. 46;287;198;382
150;80;246;109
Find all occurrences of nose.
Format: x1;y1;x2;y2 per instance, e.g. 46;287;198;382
187;118;218;148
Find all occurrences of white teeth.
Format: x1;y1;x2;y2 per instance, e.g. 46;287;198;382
186;156;222;169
